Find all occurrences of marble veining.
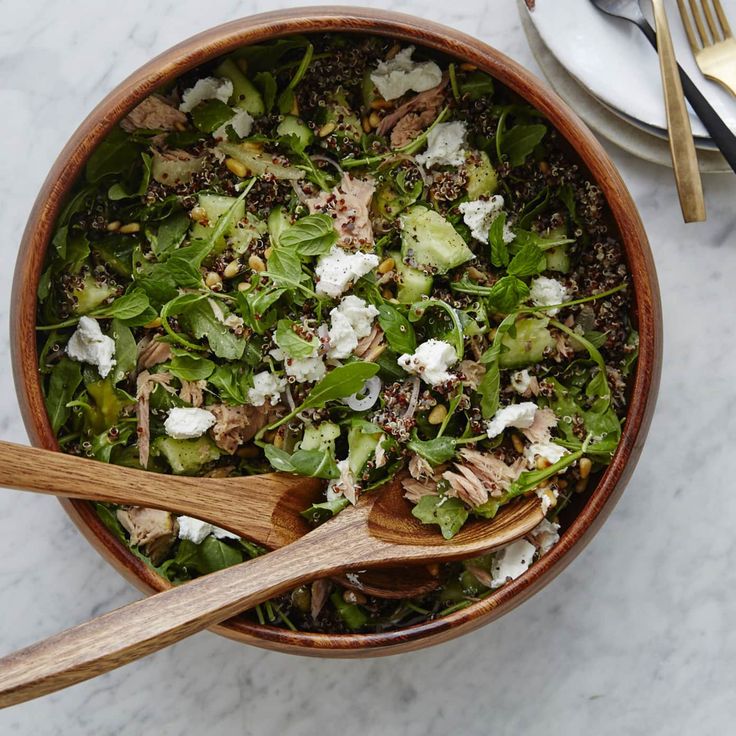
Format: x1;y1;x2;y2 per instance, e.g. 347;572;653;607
1;1;735;733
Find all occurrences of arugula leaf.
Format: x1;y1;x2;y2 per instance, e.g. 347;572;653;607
506;446;584;499
407;435;457;465
85;128;140;183
486;275;529;314
489;212;510;267
180;300;247;360
173;536;243;575
107;152;152;201
110;319;136;385
459;71;494;100
263;445;339;479
377;303;416;355
508;244;547;277
412;495;469;540
152;210;190;259
208;363;251;404
169;352;216;382
500;124;547;167
274;319;318;359
253;71;277;112
45;357;82;433
476;362;501;419
300;497;349;525
191;99;234;133
279;213;337;256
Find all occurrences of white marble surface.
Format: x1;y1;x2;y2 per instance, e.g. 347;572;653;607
1;1;735;733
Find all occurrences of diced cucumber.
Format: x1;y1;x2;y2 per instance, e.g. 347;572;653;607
228;214;267;255
151;150;205;186
214;58;264;116
373;177;420;220
322;91;363;142
498;318;556;369
392;251;433;304
348;426;382;477
545;245;570;274
154;436;221;475
217;141;304;180
400;206;474;275
301;422;341;452
276;115;314;149
191;193;246;251
465;151;498;199
73;273;118;314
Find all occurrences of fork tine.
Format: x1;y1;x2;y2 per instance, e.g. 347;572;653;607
711;0;733;39
678;0;702;50
688;0;713;45
701;0;723;42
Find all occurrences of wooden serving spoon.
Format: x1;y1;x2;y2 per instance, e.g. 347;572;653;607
0;474;543;707
0;441;437;598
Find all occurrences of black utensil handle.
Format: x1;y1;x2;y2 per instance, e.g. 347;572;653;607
639;19;736;174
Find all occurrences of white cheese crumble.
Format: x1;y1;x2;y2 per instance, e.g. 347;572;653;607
523;441;569;467
398;339;458;386
458;196;514;244
490;538;536;588
213;108;254;141
177;516;239;545
536;486;559;515
529;518;560;556
164;407;216;439
66;316;116;378
327;296;379;360
247;371;286;407
369;45;443;101
485;402;538;438
285;354;327;383
416;121;467;168
529;276;569;315
315;246;380;298
511;369;533;395
179;77;234;113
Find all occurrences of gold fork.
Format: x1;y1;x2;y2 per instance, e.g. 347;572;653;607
676;0;736;96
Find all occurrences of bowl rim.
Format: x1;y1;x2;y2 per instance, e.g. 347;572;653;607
10;6;662;657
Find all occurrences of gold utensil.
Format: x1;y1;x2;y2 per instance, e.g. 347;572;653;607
677;0;736;96
652;0;707;222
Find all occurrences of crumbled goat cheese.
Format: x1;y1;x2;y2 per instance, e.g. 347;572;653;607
490;539;536;588
213;108;253;141
486;402;538;438
524;441;569;467
177;516;239;545
327;296;379;359
285;354;327;383
179;77;234;113
416;121;467;168
529;518;560;556
248;371;286;407
315;246;380;298
164;407;216;439
458;196;514;244
511;369;533;395
66;316;116;378
398;339;458;386
537;486;559;514
369;45;443;101
529;276;569;315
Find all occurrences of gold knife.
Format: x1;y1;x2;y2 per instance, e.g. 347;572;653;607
651;0;706;223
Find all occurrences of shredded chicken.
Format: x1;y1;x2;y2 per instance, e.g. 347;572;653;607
443;466;489;507
137;336;173;371
441;449;525;508
354;324;386;361
377;77;448;147
136;371;176;468
209;403;274;455
180;379;207;408
116;507;178;564
402;477;438;503
310;579;331;620
120;95;187;132
408;453;434;481
554;332;575;361
306;174;375;248
459;360;486;391
521;407;558;444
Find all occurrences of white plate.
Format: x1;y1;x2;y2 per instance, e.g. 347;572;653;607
525;0;736;140
518;0;731;173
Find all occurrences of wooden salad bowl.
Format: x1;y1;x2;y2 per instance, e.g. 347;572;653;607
10;6;662;657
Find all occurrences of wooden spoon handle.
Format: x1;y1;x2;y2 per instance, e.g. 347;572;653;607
0;534;336;708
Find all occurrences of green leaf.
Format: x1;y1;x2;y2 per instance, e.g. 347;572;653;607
180;300;247;360
107;152;152;201
191;99;234;133
486;275;529;314
300;363;380;411
45;357;82;433
174;536;243;575
508;243;547;277
274;319;318;359
153;210;190;259
300;497;349;525
85;128;140;183
459;71;495;100
263;445;296;472
267;247;304;283
110;319;137;385
330;590;368;629
412;495;469;540
377;303;416;355
169;352;216;382
91;288;150;322
288;449;339;479
208;363;251;404
506;448;583;499
476;362;501;419
489;212;510;267
279;213;337;256
500;124;547;167
253;71;277;112
406;435;457;465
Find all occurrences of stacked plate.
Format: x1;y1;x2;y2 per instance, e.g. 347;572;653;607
518;0;736;173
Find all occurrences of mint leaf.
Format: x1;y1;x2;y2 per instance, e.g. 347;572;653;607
169;352;216;382
412;496;469;540
486;275;529;313
108;152;152;201
508;244;546;277
489;211;510;267
191;99;234;133
91;288;150;321
280;213;337;256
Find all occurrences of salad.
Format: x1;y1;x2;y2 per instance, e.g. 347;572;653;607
37;33;638;633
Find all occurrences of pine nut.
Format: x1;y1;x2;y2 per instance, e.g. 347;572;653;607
382;287;394;300
106;220;121;232
243;141;262;152
370;98;392;110
460;62;477;71
225;157;248;177
467;266;486;282
119;222;140;234
511;433;525;454
318;122;336;137
368;111;381;128
361;116;372;133
579;457;592;479
273;431;284;449
540;487;557;509
223;260;241;279
377;257;395;274
205;271;222;288
174;121;188;131
536;456;551;470
189;206;208;224
428;405;448;425
144;317;162;329
237;281;249;292
576;477;589;494
264;246;273;259
248;254;266;272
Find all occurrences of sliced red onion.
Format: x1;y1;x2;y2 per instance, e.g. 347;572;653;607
403;376;421;420
311;154;343;174
345;376;382;411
